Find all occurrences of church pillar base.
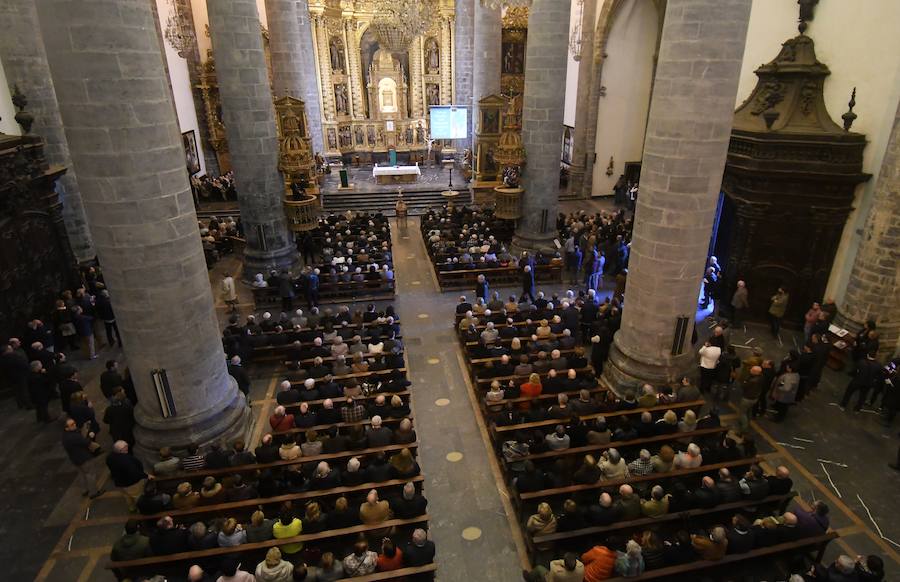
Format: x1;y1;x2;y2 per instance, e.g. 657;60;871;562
602;339;695;398
242;244;298;281
133;376;251;462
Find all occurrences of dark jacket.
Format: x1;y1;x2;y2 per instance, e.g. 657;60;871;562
106;451;147;487
62;430;94;466
111;533;151;561
103;400;136;444
149;528;189;555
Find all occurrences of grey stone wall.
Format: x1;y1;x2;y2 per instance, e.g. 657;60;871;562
455;0;474;148
0;0;95;262
36;0;249;455
207;0;296;276
566;0;596;198
266;0;325;154
512;0;571;252
838;99;900;357
604;0;752;388
473;2;501;101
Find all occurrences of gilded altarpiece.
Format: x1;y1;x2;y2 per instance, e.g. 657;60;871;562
308;0;456;162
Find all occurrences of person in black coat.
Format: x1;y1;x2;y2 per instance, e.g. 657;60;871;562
103;389;135;447
94;289;122;347
227;355;251;397
0;342;30;409
28;361;55;423
475;274;489;302
841;352;883;411
521;265;535;302
149;516;189;555
62;418;103;498
255;434;280;464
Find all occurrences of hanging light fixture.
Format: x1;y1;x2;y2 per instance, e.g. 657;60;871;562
568;0;584;62
163;0;196;59
370;0;437;53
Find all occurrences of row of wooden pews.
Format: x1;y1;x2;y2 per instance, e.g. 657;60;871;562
454;302;838;579
105;303;435;581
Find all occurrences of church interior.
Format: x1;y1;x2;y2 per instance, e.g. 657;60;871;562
1;0;899;580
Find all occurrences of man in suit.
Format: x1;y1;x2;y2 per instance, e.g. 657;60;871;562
841;351;883;412
456;295;473;315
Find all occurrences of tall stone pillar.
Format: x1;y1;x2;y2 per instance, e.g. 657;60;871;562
0;0;95;262
511;0;571;252
603;0;752;388
566;0;597;198
265;0;325;153
36;0;249;455
207;0;296;275
837;100;900;357
472;2;501;104
455;0;474;147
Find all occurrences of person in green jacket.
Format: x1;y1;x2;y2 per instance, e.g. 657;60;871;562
273;509;303;555
111;519;150;561
768;287;790;337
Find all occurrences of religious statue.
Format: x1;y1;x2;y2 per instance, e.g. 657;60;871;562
367;125;376;145
327;129;337;150
416;122;425;144
405;125;414;145
426;83;440;106
502;42;524;74
334;84;349;115
329;37;345;72
354;125;364;145
398;128;406;145
425;39;440;74
339;126;351;148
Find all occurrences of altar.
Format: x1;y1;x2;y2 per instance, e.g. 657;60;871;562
372;164;422;184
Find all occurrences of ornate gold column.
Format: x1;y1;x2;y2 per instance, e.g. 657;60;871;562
439;15;453;104
410;36;426;118
344;16;363;119
312;12;335;121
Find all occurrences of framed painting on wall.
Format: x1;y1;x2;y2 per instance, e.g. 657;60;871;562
182;130;201;176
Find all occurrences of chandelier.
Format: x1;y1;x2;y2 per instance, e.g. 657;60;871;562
370;0;436;53
568;0;584;61
481;0;532;10
163;0;196;59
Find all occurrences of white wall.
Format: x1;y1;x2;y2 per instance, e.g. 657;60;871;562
192;0;269;61
736;0;900;302
0;60;21;136
157;0;207;176
589;0;658;196
563;0;582;127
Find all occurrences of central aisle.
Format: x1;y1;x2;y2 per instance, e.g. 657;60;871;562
388;216;527;581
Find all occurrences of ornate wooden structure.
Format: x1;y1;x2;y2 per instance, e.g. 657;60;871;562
718;32;870;324
0;130;78;341
274;95;319;196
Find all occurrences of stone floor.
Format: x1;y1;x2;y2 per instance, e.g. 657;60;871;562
16;208;900;581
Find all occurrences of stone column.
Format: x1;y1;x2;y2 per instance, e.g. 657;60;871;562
36;0;249;455
454;0;474;147
207;0;295;275
837;100;900;357
265;0;325;153
0;0;95;262
439;16;453;105
472;1;501;103
566;0;597;198
511;0;571;252
603;0;752;389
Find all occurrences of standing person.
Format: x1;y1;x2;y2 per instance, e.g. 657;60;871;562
768;287;789;337
730;280;749;326
841;351;882;412
521;265;535;303
804;302;822;344
770;362;799;422
221;273;238;313
395;193;408;229
307;268;320;308
95;289;122;348
72;306;97;360
51;299;79;350
698;340;721;395
700;267;718;311
737;366;764;431
62;418;104;498
278;270;294;312
28;361;54;423
103;389;136;447
475;274;489;302
1;341;31;409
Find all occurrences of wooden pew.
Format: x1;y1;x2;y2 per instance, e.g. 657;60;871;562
274;413;411;437
153;443;419;487
106;476;425;526
531;492;795;547
287;367;408;384
508;426;729;465
517;457;761;503
469;348;577;367
336;564;437;581
436;264;563;291
484;386;607;409
282;390;412;412
492;399;706;435
474;368;593;388
108;515;431;571
600;532;838;581
252;279;396;309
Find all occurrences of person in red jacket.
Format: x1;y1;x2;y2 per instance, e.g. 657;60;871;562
518;373;543;411
582;544;617;582
269;405;295;432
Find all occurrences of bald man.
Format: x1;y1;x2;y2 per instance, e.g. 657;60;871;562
587;492;621;526
187;564;212;582
738;365;765;431
693;476;721;509
614;484;642;520
766;465;793;496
